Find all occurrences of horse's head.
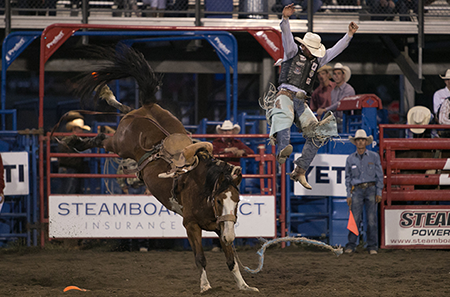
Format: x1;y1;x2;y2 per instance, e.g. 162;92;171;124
211;165;242;246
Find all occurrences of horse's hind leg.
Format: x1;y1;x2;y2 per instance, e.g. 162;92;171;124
98;85;133;114
185;223;211;293
221;241;259;292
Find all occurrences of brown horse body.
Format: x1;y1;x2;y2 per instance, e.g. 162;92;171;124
65;45;258;292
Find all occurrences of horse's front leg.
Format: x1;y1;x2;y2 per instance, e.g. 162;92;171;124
185;222;211;293
221;241;259;292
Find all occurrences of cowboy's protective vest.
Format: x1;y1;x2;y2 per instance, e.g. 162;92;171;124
278;53;319;95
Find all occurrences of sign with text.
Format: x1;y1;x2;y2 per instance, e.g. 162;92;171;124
294;154;347;197
385;208;450;247
49;195;275;238
2;152;29;195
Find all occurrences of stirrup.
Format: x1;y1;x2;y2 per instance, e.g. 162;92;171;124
276;144;293;164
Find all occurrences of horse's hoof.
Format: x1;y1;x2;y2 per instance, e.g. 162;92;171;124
241;286;259;292
200;284;212;293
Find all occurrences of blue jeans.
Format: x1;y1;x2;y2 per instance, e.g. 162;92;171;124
346;186;378;251
274;96;320;171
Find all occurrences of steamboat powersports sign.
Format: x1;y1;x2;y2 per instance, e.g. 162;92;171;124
385;208;450;247
49;195;275;238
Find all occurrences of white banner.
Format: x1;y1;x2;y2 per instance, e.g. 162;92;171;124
294;154;347;197
49;195;275;238
385;209;450;247
2;152;29;196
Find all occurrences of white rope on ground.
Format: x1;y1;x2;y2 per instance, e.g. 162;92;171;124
235;236;343;274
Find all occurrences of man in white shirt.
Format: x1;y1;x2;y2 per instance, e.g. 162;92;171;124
433;69;450;117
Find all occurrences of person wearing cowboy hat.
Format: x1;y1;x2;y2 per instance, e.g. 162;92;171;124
262;3;358;190
212;120;254;166
344;129;383;255
433;69;450;117
317;62;355;129
406;106;432;135
57;111;91;194
310;64;336;114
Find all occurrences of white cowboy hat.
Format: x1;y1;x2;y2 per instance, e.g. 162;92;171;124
349;129;373;146
333;63;351;83
439;69;450;80
407;106;431;134
294;32;326;58
216;120;240;134
66;118;91;131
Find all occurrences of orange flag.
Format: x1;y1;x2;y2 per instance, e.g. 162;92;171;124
347;210;359;236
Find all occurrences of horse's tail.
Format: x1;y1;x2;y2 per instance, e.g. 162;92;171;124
75;44;161;108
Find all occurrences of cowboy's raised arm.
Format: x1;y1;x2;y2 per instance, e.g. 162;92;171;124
319;22;359;66
280;4;298;61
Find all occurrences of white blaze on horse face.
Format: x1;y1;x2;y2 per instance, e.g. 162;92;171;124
221;190;237;244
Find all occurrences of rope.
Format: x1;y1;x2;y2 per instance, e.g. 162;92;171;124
234;236;343;274
103;155;122;195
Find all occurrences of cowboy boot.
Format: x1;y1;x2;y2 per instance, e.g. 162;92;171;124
276;128;293;164
289;166;312;190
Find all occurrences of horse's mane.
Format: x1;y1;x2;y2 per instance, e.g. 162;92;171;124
197;151;238;198
74;44;162;109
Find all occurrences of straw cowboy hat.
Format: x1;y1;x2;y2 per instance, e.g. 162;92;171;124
349;129;373;146
333;63;351;83
65;111;84;122
216;120;241;134
318;64;332;73
407;106;431;134
66;118;91;131
440;69;450;80
294;32;326;58
318;64;332;78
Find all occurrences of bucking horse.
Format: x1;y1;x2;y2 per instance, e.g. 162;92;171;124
63;45;258;293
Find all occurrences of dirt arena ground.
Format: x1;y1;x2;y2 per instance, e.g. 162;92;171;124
0;242;449;297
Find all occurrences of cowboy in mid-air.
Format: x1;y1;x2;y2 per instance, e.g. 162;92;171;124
261;3;359;190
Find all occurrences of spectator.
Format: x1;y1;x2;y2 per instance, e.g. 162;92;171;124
57;111;91;194
406;106;436;138
436;98;450;137
344;129;383;255
396;0;417;21
310;64;335;114
260;3;358;190
279;0;323;19
212;120;254;166
368;0;396;21
317;62;355;132
433;69;450;118
116;158;149;195
142;0;166;17
113;0;141;17
336;0;361;12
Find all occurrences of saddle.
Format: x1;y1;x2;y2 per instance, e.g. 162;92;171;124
130;133;213;179
157;133;213;178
